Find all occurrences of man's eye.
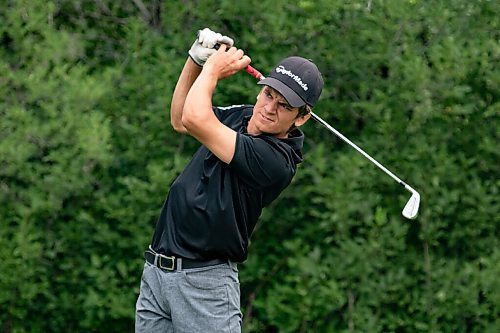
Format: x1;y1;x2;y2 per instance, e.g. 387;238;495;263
280;103;292;111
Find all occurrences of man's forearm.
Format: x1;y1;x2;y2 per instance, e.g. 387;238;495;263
182;65;218;129
170;57;202;133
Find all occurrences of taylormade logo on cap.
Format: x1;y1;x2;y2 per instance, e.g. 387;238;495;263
257;56;324;107
275;65;309;91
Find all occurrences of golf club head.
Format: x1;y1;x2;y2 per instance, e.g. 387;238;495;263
402;191;420;219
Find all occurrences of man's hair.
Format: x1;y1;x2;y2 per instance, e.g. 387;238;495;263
297;104;312;119
287;104;312;134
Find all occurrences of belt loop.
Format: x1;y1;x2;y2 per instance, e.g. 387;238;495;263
175;258;182;271
176;258;182;271
153;253;159;267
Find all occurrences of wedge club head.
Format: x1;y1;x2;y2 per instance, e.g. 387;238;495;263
402;190;420;219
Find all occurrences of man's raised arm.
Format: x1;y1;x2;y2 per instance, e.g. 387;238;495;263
170;59;202;133
181;45;251;163
169;28;234;134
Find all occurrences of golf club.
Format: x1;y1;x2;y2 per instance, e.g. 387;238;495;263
244;65;420;219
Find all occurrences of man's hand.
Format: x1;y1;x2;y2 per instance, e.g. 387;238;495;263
188;28;234;66
202;44;251;80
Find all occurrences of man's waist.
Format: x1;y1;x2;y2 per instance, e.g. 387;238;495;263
144;247;229;272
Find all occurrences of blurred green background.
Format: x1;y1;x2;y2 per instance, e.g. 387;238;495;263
1;0;498;332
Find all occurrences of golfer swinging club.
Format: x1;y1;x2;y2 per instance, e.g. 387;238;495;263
135;28;324;332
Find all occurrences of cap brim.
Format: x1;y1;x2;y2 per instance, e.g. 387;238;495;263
258;77;306;108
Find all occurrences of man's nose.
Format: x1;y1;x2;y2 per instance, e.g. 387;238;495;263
264;100;278;113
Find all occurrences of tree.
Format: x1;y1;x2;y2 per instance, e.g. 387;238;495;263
1;0;498;332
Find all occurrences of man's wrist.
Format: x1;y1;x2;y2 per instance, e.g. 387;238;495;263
188;53;203;67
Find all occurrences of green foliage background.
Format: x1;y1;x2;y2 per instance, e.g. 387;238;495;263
1;0;498;332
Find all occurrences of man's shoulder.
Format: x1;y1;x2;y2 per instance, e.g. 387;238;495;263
215;104;253;111
215;104;253;114
213;104;253;125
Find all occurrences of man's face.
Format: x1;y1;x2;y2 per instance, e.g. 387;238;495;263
248;86;310;138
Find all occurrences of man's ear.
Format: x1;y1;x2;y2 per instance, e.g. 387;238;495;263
294;112;311;128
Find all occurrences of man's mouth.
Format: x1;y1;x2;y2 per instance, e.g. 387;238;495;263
260;113;274;123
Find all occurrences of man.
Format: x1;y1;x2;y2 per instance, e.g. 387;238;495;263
135;28;324;333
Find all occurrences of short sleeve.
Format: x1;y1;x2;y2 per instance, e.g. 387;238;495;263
213;105;248;123
230;133;294;189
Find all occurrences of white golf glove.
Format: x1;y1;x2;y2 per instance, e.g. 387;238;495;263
188;28;234;66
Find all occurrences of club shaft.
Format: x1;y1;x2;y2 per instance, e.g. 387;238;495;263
244;64;415;194
310;112;414;192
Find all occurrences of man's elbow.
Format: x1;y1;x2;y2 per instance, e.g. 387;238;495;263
170;112;189;134
181;107;201;132
171;121;189;134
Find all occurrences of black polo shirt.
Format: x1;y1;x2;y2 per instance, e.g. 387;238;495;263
150;105;304;262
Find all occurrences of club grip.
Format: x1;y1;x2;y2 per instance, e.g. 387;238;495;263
213;43;264;80
245;65;264;80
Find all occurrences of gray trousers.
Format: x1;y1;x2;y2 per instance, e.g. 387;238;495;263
135;260;242;333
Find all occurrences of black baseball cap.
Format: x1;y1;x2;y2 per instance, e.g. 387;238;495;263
258;56;324;107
